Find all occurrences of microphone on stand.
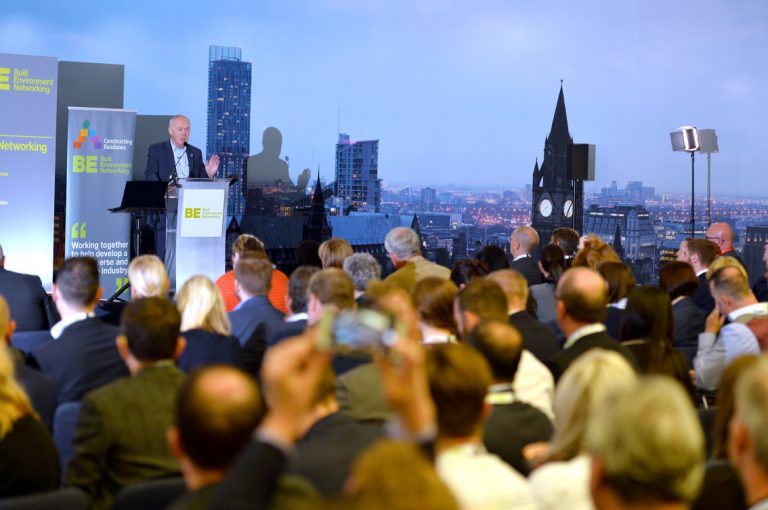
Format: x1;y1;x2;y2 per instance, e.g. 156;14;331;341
170;143;187;188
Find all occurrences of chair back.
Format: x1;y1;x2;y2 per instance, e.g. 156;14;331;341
111;477;188;510
0;488;88;510
53;402;82;477
11;330;53;354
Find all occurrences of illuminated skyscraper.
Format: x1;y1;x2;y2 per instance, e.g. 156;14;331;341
335;133;381;213
207;45;251;216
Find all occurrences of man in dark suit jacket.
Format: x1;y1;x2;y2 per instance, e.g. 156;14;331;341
548;267;637;380
681;238;719;314
144;115;220;260
487;269;560;362
466;321;554;476
66;297;187;510
288;367;382;498
508;225;543;287
28;257;128;404
230;257;284;347
209;333;334;510
0;244;58;331
166;366;263;510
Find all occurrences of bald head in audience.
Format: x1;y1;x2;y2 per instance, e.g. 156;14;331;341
509;226;539;258
555;267;608;337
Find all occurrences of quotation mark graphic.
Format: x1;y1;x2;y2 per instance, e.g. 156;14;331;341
71;222;87;239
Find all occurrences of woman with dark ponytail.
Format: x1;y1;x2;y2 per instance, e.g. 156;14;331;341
529;243;565;324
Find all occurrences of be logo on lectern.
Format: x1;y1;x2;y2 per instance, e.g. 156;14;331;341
179;189;225;238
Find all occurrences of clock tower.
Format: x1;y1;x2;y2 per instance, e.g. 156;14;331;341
531;84;583;246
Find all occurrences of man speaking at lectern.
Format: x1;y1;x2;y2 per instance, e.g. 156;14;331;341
144;115;220;272
145;115;220;182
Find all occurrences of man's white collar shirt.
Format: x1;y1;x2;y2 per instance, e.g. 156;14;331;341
51;311;94;339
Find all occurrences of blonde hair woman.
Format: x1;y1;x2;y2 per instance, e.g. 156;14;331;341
527;349;637;510
128;254;169;298
0;343;59;497
175;275;242;373
318;237;354;269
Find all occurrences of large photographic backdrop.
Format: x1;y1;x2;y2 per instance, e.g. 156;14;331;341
65;107;136;296
0;53;58;287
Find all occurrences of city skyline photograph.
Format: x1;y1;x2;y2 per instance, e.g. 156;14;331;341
2;0;766;195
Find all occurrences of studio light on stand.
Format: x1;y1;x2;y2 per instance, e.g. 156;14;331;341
697;129;719;227
670;126;700;237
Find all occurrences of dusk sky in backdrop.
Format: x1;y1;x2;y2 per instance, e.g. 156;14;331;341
2;0;767;195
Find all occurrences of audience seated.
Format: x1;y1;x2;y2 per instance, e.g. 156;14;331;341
679;238;719;314
0;295;56;428
659;261;706;367
587;376;705;510
318;237;354;269
0;345;59;498
176;275;242;373
598;261;636;339
287;365;382;498
66;297;187;510
487;269;560;362
216;235;289;313
342;253;382;303
548;267;637;380
166;365;263;510
476;245;510;272
528;350;637;510
695;259;765;391
529;243;566;324
254;265;319;349
28;257;128;404
509;225;543;286
550;227;580;268
466;320;553;476
619;286;694;398
412;277;459;345
0;243;58;331
454;278;555;419
427;343;538;509
571;234;620;271
383;227;450;292
449;259;488;289
228;256;284;346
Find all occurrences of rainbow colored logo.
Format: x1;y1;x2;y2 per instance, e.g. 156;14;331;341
73;120;102;149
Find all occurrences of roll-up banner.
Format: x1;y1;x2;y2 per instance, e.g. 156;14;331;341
65;107;136;296
0;53;58;288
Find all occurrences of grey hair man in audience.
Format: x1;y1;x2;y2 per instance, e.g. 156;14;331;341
729;357;768;510
342;252;382;303
587;376;704;510
383;227;449;292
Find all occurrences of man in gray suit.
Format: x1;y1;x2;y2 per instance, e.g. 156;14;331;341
66;297;187;510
